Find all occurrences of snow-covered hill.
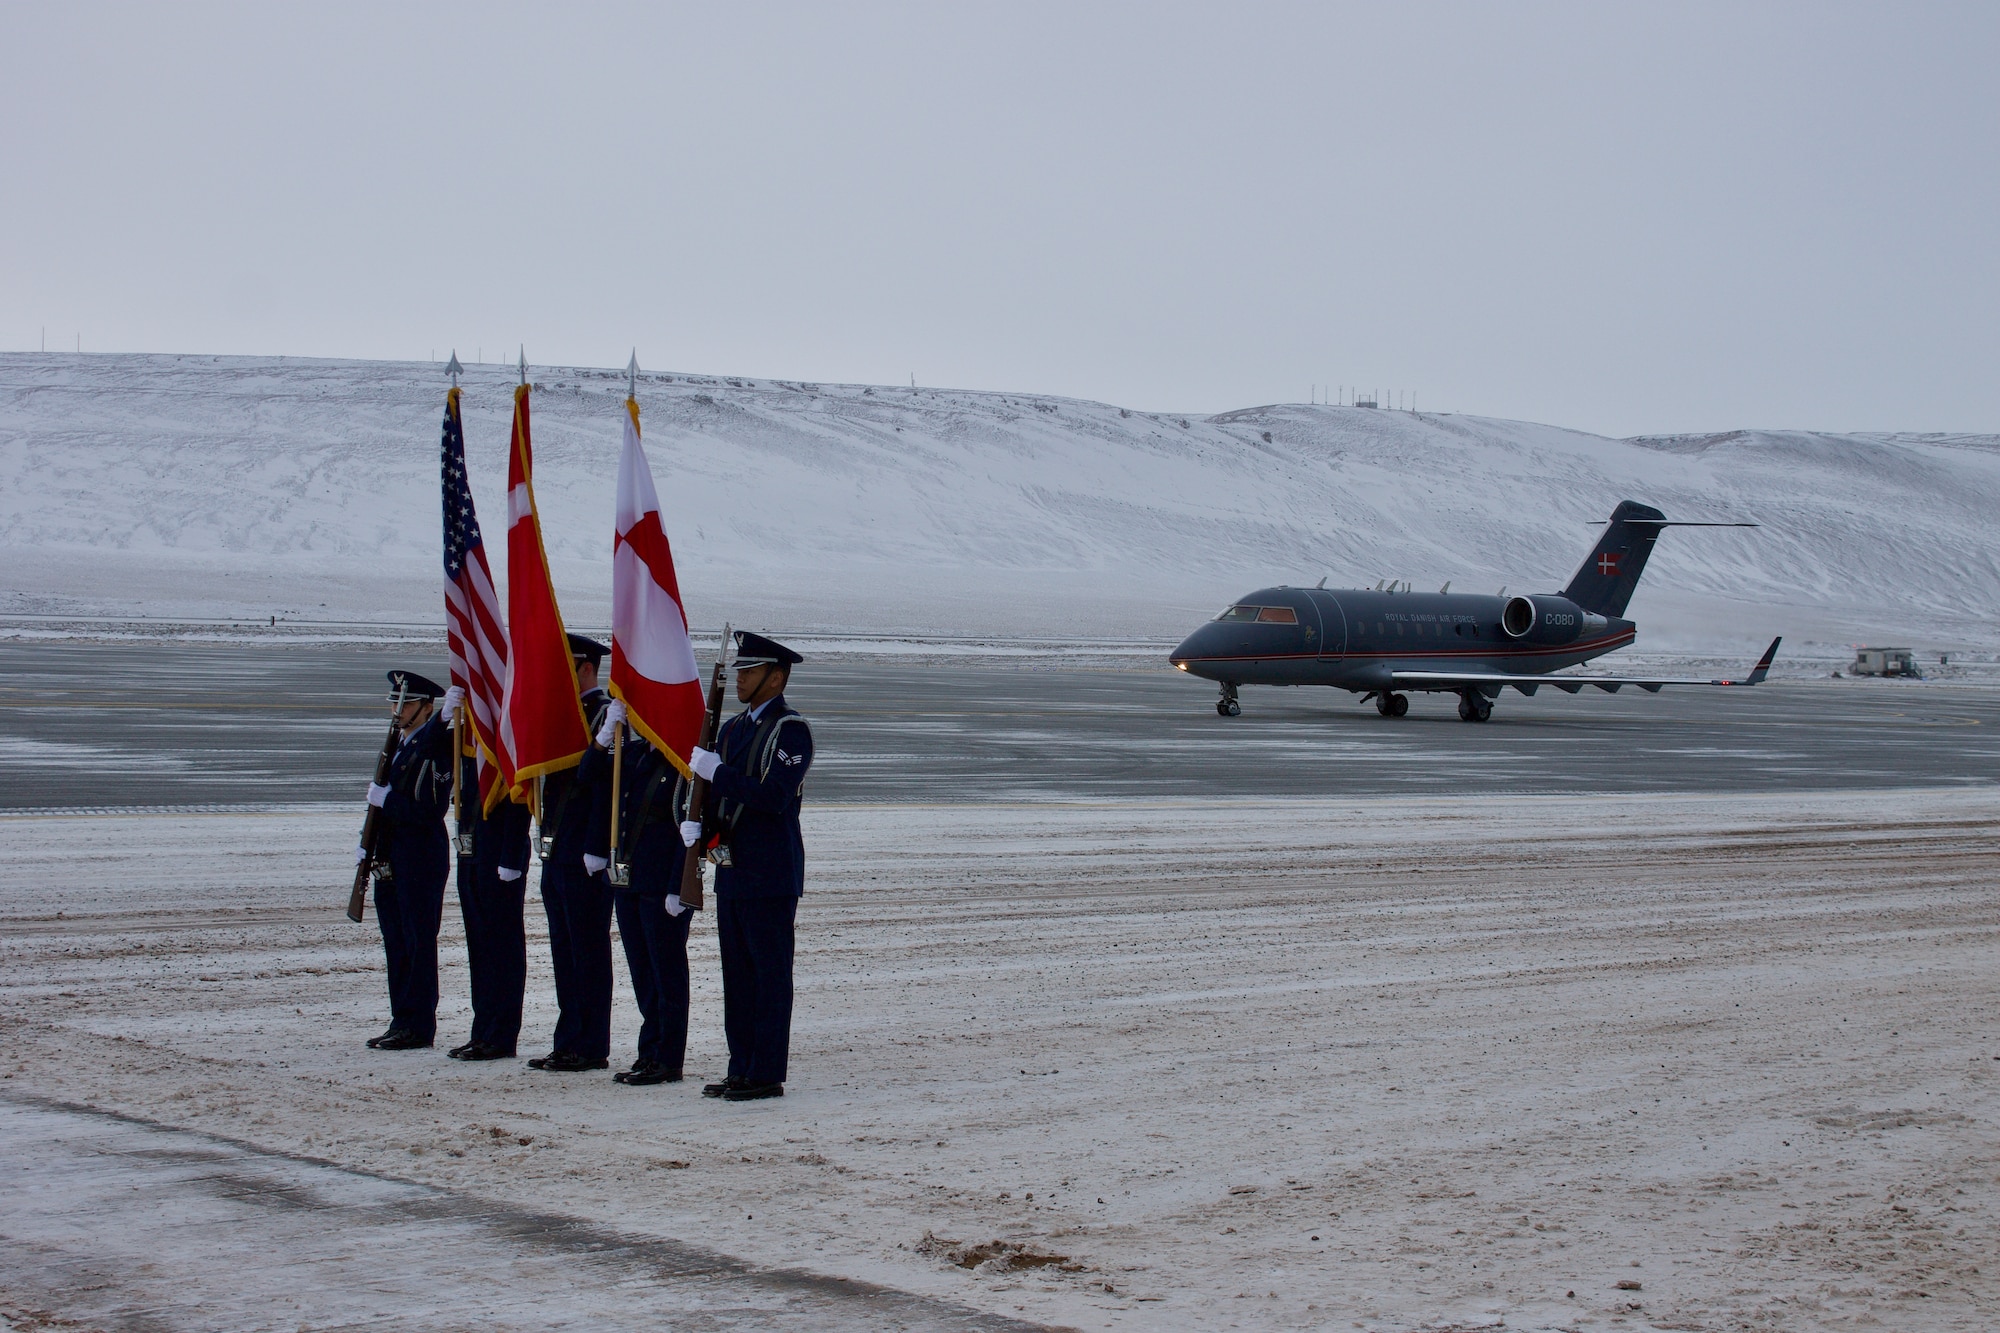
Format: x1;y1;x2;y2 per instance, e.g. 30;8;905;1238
3;353;1996;656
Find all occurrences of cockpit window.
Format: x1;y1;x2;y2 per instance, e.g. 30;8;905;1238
1213;604;1299;624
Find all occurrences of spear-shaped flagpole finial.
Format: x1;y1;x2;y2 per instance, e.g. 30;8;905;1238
518;346;527;387
627;349;639;400
445;351;463;388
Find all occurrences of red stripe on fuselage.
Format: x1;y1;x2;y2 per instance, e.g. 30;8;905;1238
1170;629;1636;669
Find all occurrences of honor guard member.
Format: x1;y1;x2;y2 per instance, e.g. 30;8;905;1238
681;631;813;1101
591;709;698;1086
362;670;454;1051
529;633;616;1072
440;685;533;1061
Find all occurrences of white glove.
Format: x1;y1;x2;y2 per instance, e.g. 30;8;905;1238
666;894;688;917
583;853;609;875
438;685;466;724
679;819;703;847
366;782;390;808
595;700;627;748
355;844;369;864
497;866;523;882
690;747;721;781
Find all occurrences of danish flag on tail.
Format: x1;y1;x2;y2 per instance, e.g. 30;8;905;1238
608;395;706;775
439;387;510;811
497;381;591;804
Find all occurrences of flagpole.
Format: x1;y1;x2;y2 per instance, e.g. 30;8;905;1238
444;352;467;851
607;350;640;887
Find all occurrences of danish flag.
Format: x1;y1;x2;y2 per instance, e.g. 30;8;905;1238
608;396;706;774
496;383;591;804
1597;552;1621;576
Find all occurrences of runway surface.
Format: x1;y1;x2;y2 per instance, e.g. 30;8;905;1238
0;639;1996;809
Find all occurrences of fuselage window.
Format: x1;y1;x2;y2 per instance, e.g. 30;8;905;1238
1215;605;1262;622
1255;606;1298;624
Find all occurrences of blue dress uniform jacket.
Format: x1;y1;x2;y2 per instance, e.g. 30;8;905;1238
539;688;614;1061
704;695;813;1087
708;697;813;900
376;712;454;1042
611;737;698;1071
455;750;531;1054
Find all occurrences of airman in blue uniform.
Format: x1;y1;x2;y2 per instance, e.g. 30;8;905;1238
682;631;813;1101
442;686;533;1061
528;634;616;1073
363;670;454;1051
589;716;698;1086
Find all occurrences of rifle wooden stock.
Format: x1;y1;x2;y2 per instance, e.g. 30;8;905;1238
347;689;407;922
677;655;729;909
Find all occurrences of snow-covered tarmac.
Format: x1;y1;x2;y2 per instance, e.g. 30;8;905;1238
3;792;1994;1331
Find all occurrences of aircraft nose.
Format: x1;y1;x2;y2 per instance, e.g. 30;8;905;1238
1169;623;1221;674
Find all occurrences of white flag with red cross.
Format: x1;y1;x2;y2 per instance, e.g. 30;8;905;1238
608;395;705;774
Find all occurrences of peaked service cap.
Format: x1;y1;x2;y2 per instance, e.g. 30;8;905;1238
386;669;446;699
733;631;803;668
566;633;609;666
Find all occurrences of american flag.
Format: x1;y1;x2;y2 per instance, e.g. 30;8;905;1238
440;388;511;810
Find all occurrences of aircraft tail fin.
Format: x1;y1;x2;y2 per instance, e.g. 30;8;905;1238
1563;500;1668;616
1562;502;1760;615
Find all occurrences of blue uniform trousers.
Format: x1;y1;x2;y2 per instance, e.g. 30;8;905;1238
377;845;447;1042
457;859;525;1053
615;892;693;1071
717;894;798;1086
542;850;613;1061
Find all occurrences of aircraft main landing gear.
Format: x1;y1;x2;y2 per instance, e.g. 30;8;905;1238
1374;691;1409;718
1457;690;1492;723
1216;683;1241;717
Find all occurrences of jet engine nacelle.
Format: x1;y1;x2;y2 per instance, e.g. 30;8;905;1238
1501;594;1592;645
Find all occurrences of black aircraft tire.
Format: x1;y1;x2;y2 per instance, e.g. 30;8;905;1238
1218;699;1241;717
1374;694;1393;717
1389;693;1409;718
1458;698;1477;722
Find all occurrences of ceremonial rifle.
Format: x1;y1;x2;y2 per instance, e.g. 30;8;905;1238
677;623;731;910
347;679;409;922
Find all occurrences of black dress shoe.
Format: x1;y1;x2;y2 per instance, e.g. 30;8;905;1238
374;1030;433;1051
447;1039;476;1058
616;1061;683;1086
449;1041;514;1061
536;1052;610;1072
366;1027;402;1049
702;1075;746;1098
722;1081;783;1101
526;1052;559;1070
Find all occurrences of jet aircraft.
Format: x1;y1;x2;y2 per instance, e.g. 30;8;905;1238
1168;501;1779;720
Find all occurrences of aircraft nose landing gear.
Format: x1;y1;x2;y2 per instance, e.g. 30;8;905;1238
1457;689;1493;722
1216;683;1241;717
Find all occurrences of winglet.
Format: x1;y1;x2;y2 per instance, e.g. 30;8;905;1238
1745;635;1781;685
1714;636;1782;686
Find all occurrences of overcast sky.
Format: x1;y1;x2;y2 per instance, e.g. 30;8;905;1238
6;2;1996;436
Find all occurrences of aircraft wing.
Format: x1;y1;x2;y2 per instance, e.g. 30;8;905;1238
1391;636;1782;696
